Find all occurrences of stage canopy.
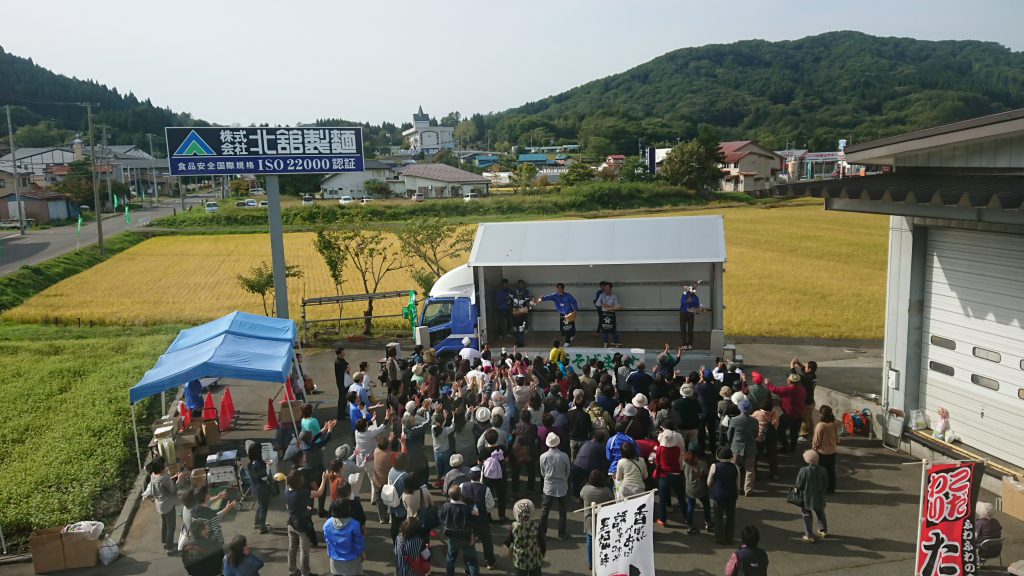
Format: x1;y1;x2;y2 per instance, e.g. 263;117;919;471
166;310;297;353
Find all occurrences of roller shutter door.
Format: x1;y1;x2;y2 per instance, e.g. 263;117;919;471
921;228;1024;466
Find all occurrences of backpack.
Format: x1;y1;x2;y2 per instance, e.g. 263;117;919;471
482;449;504;480
588;405;609;434
380;472;406;509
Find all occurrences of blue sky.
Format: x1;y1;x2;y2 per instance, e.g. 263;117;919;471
3;0;1021;126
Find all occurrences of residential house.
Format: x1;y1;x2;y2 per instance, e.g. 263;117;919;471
6;189;78;224
718;141;782;193
0;162;33;219
394;163;490;198
402;106;455;155
598;154;627;172
320;159;396;198
517;154;551;167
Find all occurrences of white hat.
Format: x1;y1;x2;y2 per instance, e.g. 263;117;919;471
462;337;471;346
405;400;418;414
352;371;365;383
492;406;505;419
412;364;423;375
680;384;694;398
490;391;504;402
632;393;649;408
474;406;492;424
545;432;561;448
731;391;746;406
450;453;464;467
622;404;637;417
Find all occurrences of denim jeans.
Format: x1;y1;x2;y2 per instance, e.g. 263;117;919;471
434;449;451;483
586;533;593;568
685;495;712;528
657;475;686;523
445;537;480;576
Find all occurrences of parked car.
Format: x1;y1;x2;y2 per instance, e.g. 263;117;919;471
234;200;248;207
339;196;354;205
248;187;265;195
245;199;258;207
411;192;424;202
259;200;269;207
360;197;373;205
463;192;480;202
204;201;219;213
301;195;315;206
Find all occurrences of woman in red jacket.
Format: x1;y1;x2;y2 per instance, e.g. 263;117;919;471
651;422;687;527
767;374;806;453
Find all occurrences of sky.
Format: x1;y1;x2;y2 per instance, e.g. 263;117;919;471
2;0;1022;127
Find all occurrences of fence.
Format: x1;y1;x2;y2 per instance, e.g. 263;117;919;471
301;290;417;339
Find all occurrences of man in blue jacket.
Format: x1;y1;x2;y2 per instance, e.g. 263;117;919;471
495;278;512;340
535;283;580;345
679;285;701;350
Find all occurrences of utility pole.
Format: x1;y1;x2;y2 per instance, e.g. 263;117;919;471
5;105;26;235
100;125;113;213
85;103;105;257
147;133;158;204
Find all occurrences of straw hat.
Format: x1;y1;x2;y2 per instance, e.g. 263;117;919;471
545;432;561;448
474;406;492;424
334;444;353;460
632;393;649;408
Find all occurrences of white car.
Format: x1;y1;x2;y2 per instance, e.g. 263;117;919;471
339;196;354;205
248;188;265;196
463;192;480;202
301;196;315;206
360;197;373;205
410;192;424;202
204;201;219;213
245;199;258;208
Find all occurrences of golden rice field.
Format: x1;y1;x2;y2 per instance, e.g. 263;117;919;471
5;199;889;339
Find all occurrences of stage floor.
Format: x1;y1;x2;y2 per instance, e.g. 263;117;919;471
489;329;712;352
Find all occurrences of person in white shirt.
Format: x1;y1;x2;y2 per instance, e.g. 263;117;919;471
459;337;482;363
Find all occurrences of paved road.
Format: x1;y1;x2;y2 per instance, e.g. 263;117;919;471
0;202;182;277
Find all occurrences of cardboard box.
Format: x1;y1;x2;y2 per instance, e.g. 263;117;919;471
30;527;65;574
202;420;220;448
1003;476;1024;521
279;400;303;426
61;531;99;569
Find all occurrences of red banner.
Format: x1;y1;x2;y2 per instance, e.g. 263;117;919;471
916;461;984;576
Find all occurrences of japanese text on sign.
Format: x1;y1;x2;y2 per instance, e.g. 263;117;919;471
165;126;364;176
594;492;655;576
916;462;983;576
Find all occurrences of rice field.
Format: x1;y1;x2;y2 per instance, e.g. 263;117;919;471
4;200;889;339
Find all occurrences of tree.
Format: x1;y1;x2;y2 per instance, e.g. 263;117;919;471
336;217;410;335
439;111;461;127
14;121;68;147
236;261;304;316
364;178;390;199
454;120;478;146
659;126;725;193
278;173;322;196
313;229;348;333
54;159;96;207
559;162;596;188
511;163;538;194
397;217;476;295
619;156;651;182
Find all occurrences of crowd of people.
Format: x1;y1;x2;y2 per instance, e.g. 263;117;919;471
141;339;1002;576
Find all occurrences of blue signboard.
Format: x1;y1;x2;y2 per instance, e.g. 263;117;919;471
165;126;364;176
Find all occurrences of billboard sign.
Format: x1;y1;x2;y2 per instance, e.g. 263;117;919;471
916;461;984;576
165;126;364;176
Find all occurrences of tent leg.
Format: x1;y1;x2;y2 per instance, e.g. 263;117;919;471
131;403;143;473
288;349;303;440
161;391;166;416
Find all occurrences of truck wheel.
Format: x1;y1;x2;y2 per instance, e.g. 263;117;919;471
439;352;458;374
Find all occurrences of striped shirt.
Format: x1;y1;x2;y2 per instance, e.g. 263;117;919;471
394;534;426;576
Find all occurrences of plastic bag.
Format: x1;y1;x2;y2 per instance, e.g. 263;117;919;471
64;521;104;539
99;535;120;565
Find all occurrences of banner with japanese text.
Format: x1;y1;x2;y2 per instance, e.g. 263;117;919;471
594;492;655;576
916;461;985;576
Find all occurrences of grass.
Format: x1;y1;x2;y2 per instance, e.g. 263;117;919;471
0;232;148;312
0;323;178;534
5;199;889;339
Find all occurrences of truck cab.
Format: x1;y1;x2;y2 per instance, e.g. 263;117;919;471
420;264;479;366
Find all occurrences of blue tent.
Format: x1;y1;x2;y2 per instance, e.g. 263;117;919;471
166;311;296;354
129;334;293;405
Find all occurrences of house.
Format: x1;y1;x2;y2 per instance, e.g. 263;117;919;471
401;106;455;155
320;160;396;198
780;108;1024;474
6;189;78;224
517;154;550;166
598;154;627;172
394;163;490;198
718;141;782;193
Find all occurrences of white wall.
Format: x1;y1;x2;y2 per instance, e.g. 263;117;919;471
321;169;391;197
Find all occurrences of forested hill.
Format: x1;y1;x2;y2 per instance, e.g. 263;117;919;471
486;31;1024;153
0;46;202;151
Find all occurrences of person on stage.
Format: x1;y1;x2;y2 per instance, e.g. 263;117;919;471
594;282;621;348
679;285;701;350
534;283;579;346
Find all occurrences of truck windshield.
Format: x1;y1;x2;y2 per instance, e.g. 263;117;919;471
422;301;452;328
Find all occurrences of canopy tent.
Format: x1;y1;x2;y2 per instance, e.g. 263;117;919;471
128;311;300;472
166;310;297;354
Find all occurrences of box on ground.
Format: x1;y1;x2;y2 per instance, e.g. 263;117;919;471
61;531;100;569
30;526;100;573
1002;476;1024;521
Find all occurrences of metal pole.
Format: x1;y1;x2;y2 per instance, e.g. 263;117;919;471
179;176;185;211
86;103;105;256
5;105;26;235
266;174;290;318
102;126;112;212
131;403;143;473
148;134;157;205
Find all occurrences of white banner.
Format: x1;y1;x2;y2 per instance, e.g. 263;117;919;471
594;492;655;576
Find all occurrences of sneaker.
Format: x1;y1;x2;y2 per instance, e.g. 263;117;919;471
705;522;714;531
656;520;667;528
798;436;808;443
802;535;815;543
486;563;497;570
818;530;829;539
686;527;699;535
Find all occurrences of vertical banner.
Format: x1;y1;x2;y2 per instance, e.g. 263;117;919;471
594;492;655;576
916;461;985;576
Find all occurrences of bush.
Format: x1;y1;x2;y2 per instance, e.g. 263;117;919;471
154;182;722;228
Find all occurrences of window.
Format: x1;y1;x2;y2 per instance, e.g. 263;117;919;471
0;179;5;188
971;374;999;391
972;347;1001;363
930;335;956;350
421;301;452;328
929;361;955;377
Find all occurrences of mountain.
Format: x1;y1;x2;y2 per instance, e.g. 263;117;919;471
0;46;203;152
483;31;1024;153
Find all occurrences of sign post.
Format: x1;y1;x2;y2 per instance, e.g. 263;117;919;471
165;126;364;319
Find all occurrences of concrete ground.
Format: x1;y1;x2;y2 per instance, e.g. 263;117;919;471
4;343;1020;575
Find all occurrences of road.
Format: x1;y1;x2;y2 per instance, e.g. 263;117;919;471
0;202;183;277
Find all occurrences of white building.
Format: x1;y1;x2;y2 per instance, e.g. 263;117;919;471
783;108;1024;475
394;163;489;198
401;106;455;155
320;160;396;198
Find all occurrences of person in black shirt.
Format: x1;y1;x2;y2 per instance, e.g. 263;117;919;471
335;347;349;421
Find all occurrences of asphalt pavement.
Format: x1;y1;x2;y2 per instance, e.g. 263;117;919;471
3;344;1018;576
0;201;181;277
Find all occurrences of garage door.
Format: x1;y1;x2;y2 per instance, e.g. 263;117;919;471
921;227;1024;466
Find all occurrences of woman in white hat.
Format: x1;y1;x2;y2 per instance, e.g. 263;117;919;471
631;393;652;439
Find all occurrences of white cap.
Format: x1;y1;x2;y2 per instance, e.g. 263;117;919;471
462;337;471;346
545;432;561;448
622;404;637;417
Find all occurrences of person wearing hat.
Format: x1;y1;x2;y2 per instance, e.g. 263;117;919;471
459;336;482;363
794;449;829;542
717;386;741;448
595;281;622;348
673;383;702;449
652;422;686;527
630;393;652;439
618;403;643;441
460;466;497;569
728;400;760;496
534;283;580;346
767;373;808;453
707;446;741;545
679;285;701;350
539;432;571;539
746;371;769;410
444;453;472;495
410;363;425;388
504;498;545;575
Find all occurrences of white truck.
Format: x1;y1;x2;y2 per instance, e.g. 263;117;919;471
417;215;727;371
